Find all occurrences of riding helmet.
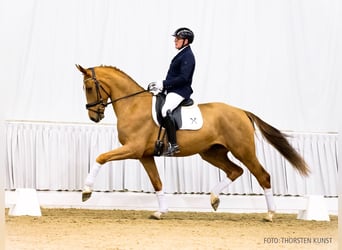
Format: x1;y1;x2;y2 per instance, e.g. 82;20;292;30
172;27;194;44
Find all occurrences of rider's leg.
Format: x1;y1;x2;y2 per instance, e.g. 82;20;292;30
163;110;179;155
161;92;185;117
161;92;184;155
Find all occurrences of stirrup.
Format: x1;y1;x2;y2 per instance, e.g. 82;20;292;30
164;143;180;156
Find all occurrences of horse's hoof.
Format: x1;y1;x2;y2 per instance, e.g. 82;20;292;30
149;211;166;220
82;186;93;202
210;193;220;211
263;211;275;222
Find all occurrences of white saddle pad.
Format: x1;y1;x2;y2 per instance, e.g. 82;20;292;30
152;96;203;130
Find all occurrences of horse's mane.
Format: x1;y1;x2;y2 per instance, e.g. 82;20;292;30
97;65;137;84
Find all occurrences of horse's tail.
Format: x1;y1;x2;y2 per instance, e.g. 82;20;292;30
245;111;310;176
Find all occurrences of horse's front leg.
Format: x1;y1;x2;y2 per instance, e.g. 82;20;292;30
140;156;168;220
82;144;142;202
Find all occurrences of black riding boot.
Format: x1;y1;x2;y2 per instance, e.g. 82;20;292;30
163;111;180;156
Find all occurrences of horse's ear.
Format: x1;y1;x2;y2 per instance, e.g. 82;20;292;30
76;64;88;75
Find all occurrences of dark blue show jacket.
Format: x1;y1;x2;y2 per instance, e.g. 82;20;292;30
163;46;195;99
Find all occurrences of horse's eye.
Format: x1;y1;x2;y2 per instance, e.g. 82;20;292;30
83;85;92;93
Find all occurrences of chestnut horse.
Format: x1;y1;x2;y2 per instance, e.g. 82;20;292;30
76;65;309;221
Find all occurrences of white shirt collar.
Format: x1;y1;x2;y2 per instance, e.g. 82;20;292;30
176;45;189;54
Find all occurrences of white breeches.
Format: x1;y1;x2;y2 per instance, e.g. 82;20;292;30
161;92;185;117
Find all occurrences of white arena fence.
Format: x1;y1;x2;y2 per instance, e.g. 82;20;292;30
4;120;338;197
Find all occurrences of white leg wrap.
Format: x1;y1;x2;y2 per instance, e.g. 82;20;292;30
156;190;168;213
264;188;276;212
211;177;233;196
85;162;101;187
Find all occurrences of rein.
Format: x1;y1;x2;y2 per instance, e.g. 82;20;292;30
84;68;148;110
110;89;148;104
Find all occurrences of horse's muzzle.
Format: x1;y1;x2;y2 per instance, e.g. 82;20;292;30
89;110;104;123
90;116;100;123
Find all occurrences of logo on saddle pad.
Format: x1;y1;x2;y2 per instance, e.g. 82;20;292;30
152;94;203;130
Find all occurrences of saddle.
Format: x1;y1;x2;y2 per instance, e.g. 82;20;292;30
153;93;202;156
155;93;194;129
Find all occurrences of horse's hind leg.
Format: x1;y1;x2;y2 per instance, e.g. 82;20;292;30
238;155;276;222
200;145;244;211
202;144;276;222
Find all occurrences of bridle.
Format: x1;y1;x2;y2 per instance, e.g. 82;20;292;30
84;68;148;114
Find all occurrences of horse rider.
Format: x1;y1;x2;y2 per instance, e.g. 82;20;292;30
152;27;196;156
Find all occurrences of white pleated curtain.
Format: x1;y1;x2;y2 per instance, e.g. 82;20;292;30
5;121;338;196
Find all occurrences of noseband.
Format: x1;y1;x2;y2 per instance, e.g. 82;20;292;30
84;68;148;113
84;68;111;112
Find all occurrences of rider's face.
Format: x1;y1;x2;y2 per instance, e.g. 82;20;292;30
174;37;188;49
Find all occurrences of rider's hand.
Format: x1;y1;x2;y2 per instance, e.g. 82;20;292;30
148;81;163;95
155;81;163;89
